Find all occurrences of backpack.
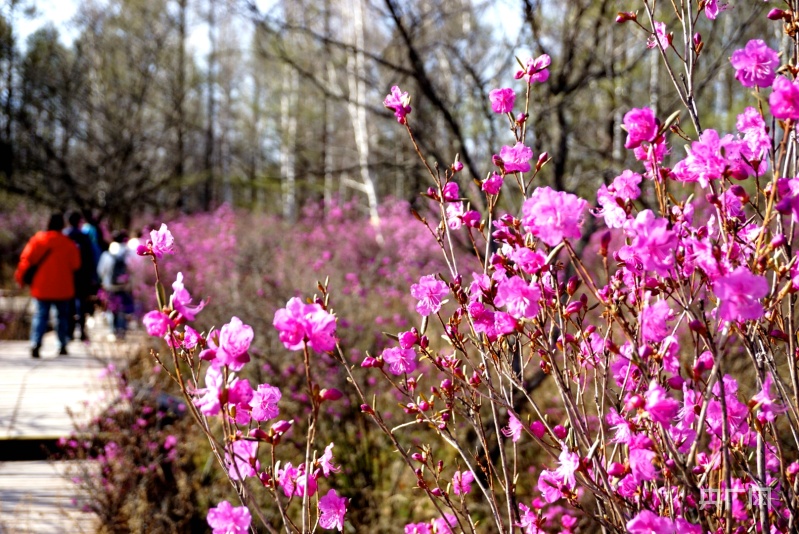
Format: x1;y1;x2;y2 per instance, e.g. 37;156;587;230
110;253;128;287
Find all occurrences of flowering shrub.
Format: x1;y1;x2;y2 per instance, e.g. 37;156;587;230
131;2;799;533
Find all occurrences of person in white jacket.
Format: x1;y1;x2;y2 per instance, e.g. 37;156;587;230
97;231;133;339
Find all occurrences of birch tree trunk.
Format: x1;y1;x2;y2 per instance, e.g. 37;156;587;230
280;63;298;221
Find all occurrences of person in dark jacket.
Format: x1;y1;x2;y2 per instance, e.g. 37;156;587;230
15;212;81;358
65;211;97;342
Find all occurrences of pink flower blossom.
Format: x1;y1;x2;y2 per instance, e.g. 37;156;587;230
225;440;259;481
462;210;481;228
142;310;172;337
318;489;348;531
148;223;175;259
207;500;251;534
494;276;541;320
554;447;580;490
171;272;206;321
623;108;659;149
623;210;677;276
646;21;670;50
250;383;281;421
441;181;459;201
522;187;588;246
384;86;412;123
516;54;551;84
629;447;658;483
499;142;534;173
770;76;799;120
194;365;223;416
445;202;464;230
214;316;253;371
730;39;779;88
381;346;417;375
482;172;504;195
410;275;449;316
705;0;727;19
452;470;474;495
318;443;340;477
626;510;675;534
641;300;673;342
405;523;431;534
752;373;786;423
502;414;523;442
431;514;457;534
273;297;337;352
713;266;769;321
644;380;681;424
489;87;515;113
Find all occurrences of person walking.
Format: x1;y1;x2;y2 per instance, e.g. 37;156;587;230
65;210;98;342
97;231;134;340
15;212;81;358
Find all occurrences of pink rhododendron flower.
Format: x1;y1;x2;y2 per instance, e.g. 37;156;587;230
646;21;669;50
501;414;523;442
494;275;541;320
641;300;673;342
225;440;259;481
462;210;481;228
194;365;223;416
713;266;769;321
623;210;677;276
644;380;680;424
215;316;253;371
770;76;799;120
554;447;579;490
626;510;675;534
752;373;786;423
228;379;253;425
148;223;175;259
441;181;459;201
171;272;206;321
452;469;474;495
482;172;503;194
516;54;551;84
142;310;172;337
381;346;417;375
383;85;412;123
410;275;449;316
207;500;251;534
431;514;457;534
445;202;464;230
705;0;727;19
517;503;543;533
250;383;281;421
499;142;534;173
522;187;588;246
405;523;431;534
489;87;515;113
318;489;347;531
623;107;659;149
273;297;337;352
730;39;779;88
318;443;340;477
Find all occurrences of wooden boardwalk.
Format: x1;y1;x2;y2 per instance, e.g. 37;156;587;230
0;307;145;533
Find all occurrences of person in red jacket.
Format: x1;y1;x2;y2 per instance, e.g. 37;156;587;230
15;212;81;358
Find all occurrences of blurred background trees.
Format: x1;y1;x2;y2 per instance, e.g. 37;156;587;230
0;0;773;224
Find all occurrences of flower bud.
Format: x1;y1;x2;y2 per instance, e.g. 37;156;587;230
536;152;549;171
420;335;429;349
600;231;612;257
430;487;443;497
398;329;419;349
469;371;482;387
771;234;787;248
564;301;583;317
411;452;425;462
492;154;503;167
271;420;292;434
418;400;431;411
320;388;343;401
553;425;568;440
767;8;789;21
452;161;464;173
361;356;382;368
615;11;636;23
530;420;547;439
441;379;453;392
624;394;645;412
516;112;528;124
360;403;374;414
607;462;626;477
693;32;701;46
250;428;270;441
136;244;150;256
